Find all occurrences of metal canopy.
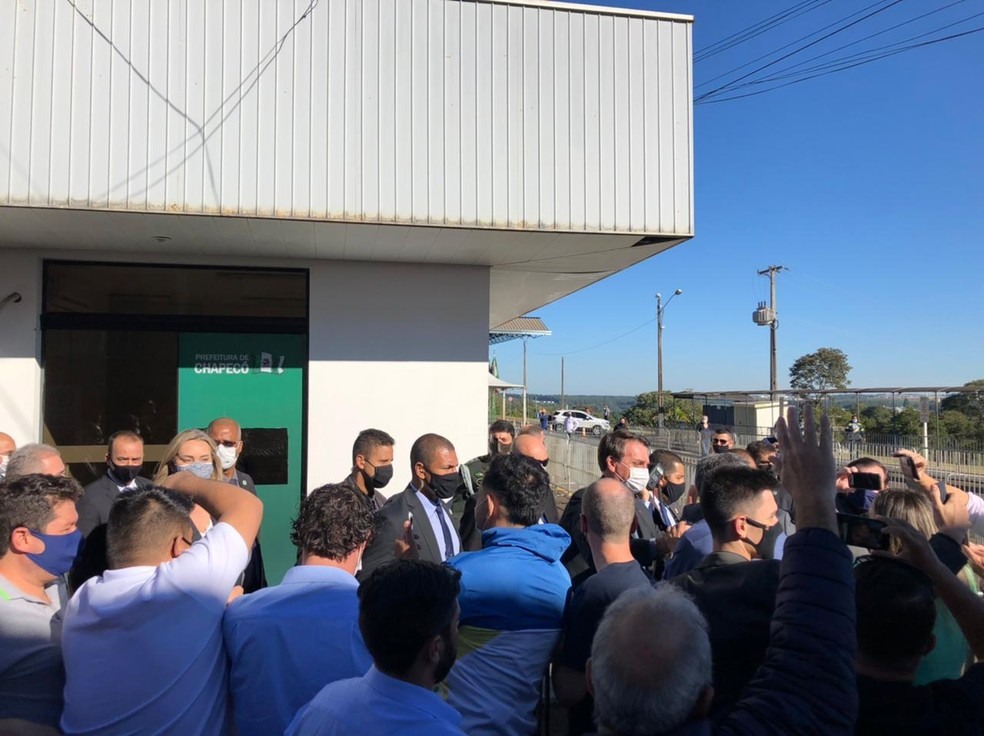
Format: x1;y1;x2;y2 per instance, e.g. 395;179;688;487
488;316;552;345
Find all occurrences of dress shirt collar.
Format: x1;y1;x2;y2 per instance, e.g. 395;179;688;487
363;666;462;728
281;564;358;587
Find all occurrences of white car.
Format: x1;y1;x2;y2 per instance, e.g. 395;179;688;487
551;410;611;436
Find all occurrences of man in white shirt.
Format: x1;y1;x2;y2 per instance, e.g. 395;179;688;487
224;483;374;736
60;471;262;735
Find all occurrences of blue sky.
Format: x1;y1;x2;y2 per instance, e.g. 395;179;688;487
492;0;984;397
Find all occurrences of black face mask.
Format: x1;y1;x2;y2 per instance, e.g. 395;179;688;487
427;470;463;500
110;463;142;484
663;480;687;504
746;519;783;559
366;462;393;490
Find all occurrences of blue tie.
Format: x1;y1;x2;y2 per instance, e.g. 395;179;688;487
656;500;675;530
431;499;455;559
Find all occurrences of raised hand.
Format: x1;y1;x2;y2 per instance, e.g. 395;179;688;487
773;404;836;533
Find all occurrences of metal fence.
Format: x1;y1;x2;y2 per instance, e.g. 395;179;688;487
543;426;984;500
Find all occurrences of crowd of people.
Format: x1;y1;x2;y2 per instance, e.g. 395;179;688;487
2;405;984;735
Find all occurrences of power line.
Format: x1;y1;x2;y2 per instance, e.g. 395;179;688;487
530;318;656;357
726;5;984;91
696;24;984;105
695;0;898;91
695;0;833;63
696;0;905;100
742;0;971;81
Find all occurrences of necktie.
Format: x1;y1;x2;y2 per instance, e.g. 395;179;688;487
432;499;455;559
656;501;675;530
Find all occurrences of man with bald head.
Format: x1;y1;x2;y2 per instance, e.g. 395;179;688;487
553;478;652;735
459;427;559;551
513;429;559;524
0;432;16;481
360;433;463;578
207;418;255;493
5;444;65;480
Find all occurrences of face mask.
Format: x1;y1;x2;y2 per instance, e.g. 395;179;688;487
664;480;687;504
27;528;84;577
175;462;214;480
110;463;142;485
745;520;782;559
712;444;729;454
367;462;393;489
625;467;650;495
489;439;511;457
427;470;462;500
215;444;239;471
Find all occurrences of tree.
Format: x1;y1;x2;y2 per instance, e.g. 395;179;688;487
789;348;852;403
940;379;984;442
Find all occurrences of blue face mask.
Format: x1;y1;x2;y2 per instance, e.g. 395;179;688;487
174;462;214;480
27;528;84;577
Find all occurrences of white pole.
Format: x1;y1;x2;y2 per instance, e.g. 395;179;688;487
522;337;528;425
922;421;929;459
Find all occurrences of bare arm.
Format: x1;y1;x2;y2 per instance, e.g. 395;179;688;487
161;471;262;550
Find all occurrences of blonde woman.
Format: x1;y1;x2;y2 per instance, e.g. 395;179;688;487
154;429;223;535
870;490;978;684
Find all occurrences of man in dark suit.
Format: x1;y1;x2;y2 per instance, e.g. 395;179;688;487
77;430;152;537
208;417;267;592
559;430;682;583
71;430;152;590
359;433;463;579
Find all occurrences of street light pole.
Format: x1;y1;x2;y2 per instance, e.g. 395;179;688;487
656;289;683;429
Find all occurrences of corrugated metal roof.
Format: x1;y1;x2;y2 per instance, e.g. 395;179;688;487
489;316;551;344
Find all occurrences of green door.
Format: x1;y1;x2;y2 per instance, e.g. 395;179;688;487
178;333;306;584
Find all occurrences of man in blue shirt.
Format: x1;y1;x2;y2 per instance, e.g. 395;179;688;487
287;559;465;736
224;484;375;736
445;453;571;736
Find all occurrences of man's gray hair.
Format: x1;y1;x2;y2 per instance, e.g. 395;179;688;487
5;443;62;480
693;452;747;495
591;585;712;736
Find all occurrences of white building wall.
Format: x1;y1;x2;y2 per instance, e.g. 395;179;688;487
0;251;42;446
306;260;490;493
1;0;693;235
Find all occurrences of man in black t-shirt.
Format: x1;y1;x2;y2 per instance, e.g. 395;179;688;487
552;478;652;736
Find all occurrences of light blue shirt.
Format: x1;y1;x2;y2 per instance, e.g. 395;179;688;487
414;488;460;559
222;565;372;736
286;665;465;736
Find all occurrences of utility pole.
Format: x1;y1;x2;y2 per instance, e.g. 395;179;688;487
753;265;786;401
656;289;683;429
522;336;528;424
560;357;565;411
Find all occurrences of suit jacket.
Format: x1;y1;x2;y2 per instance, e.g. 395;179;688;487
359;485;455;579
78;473;153;537
228;469;267;593
230;469;257;494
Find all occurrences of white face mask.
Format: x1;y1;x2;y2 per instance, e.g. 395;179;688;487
625;467;650;495
215;444;239;471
